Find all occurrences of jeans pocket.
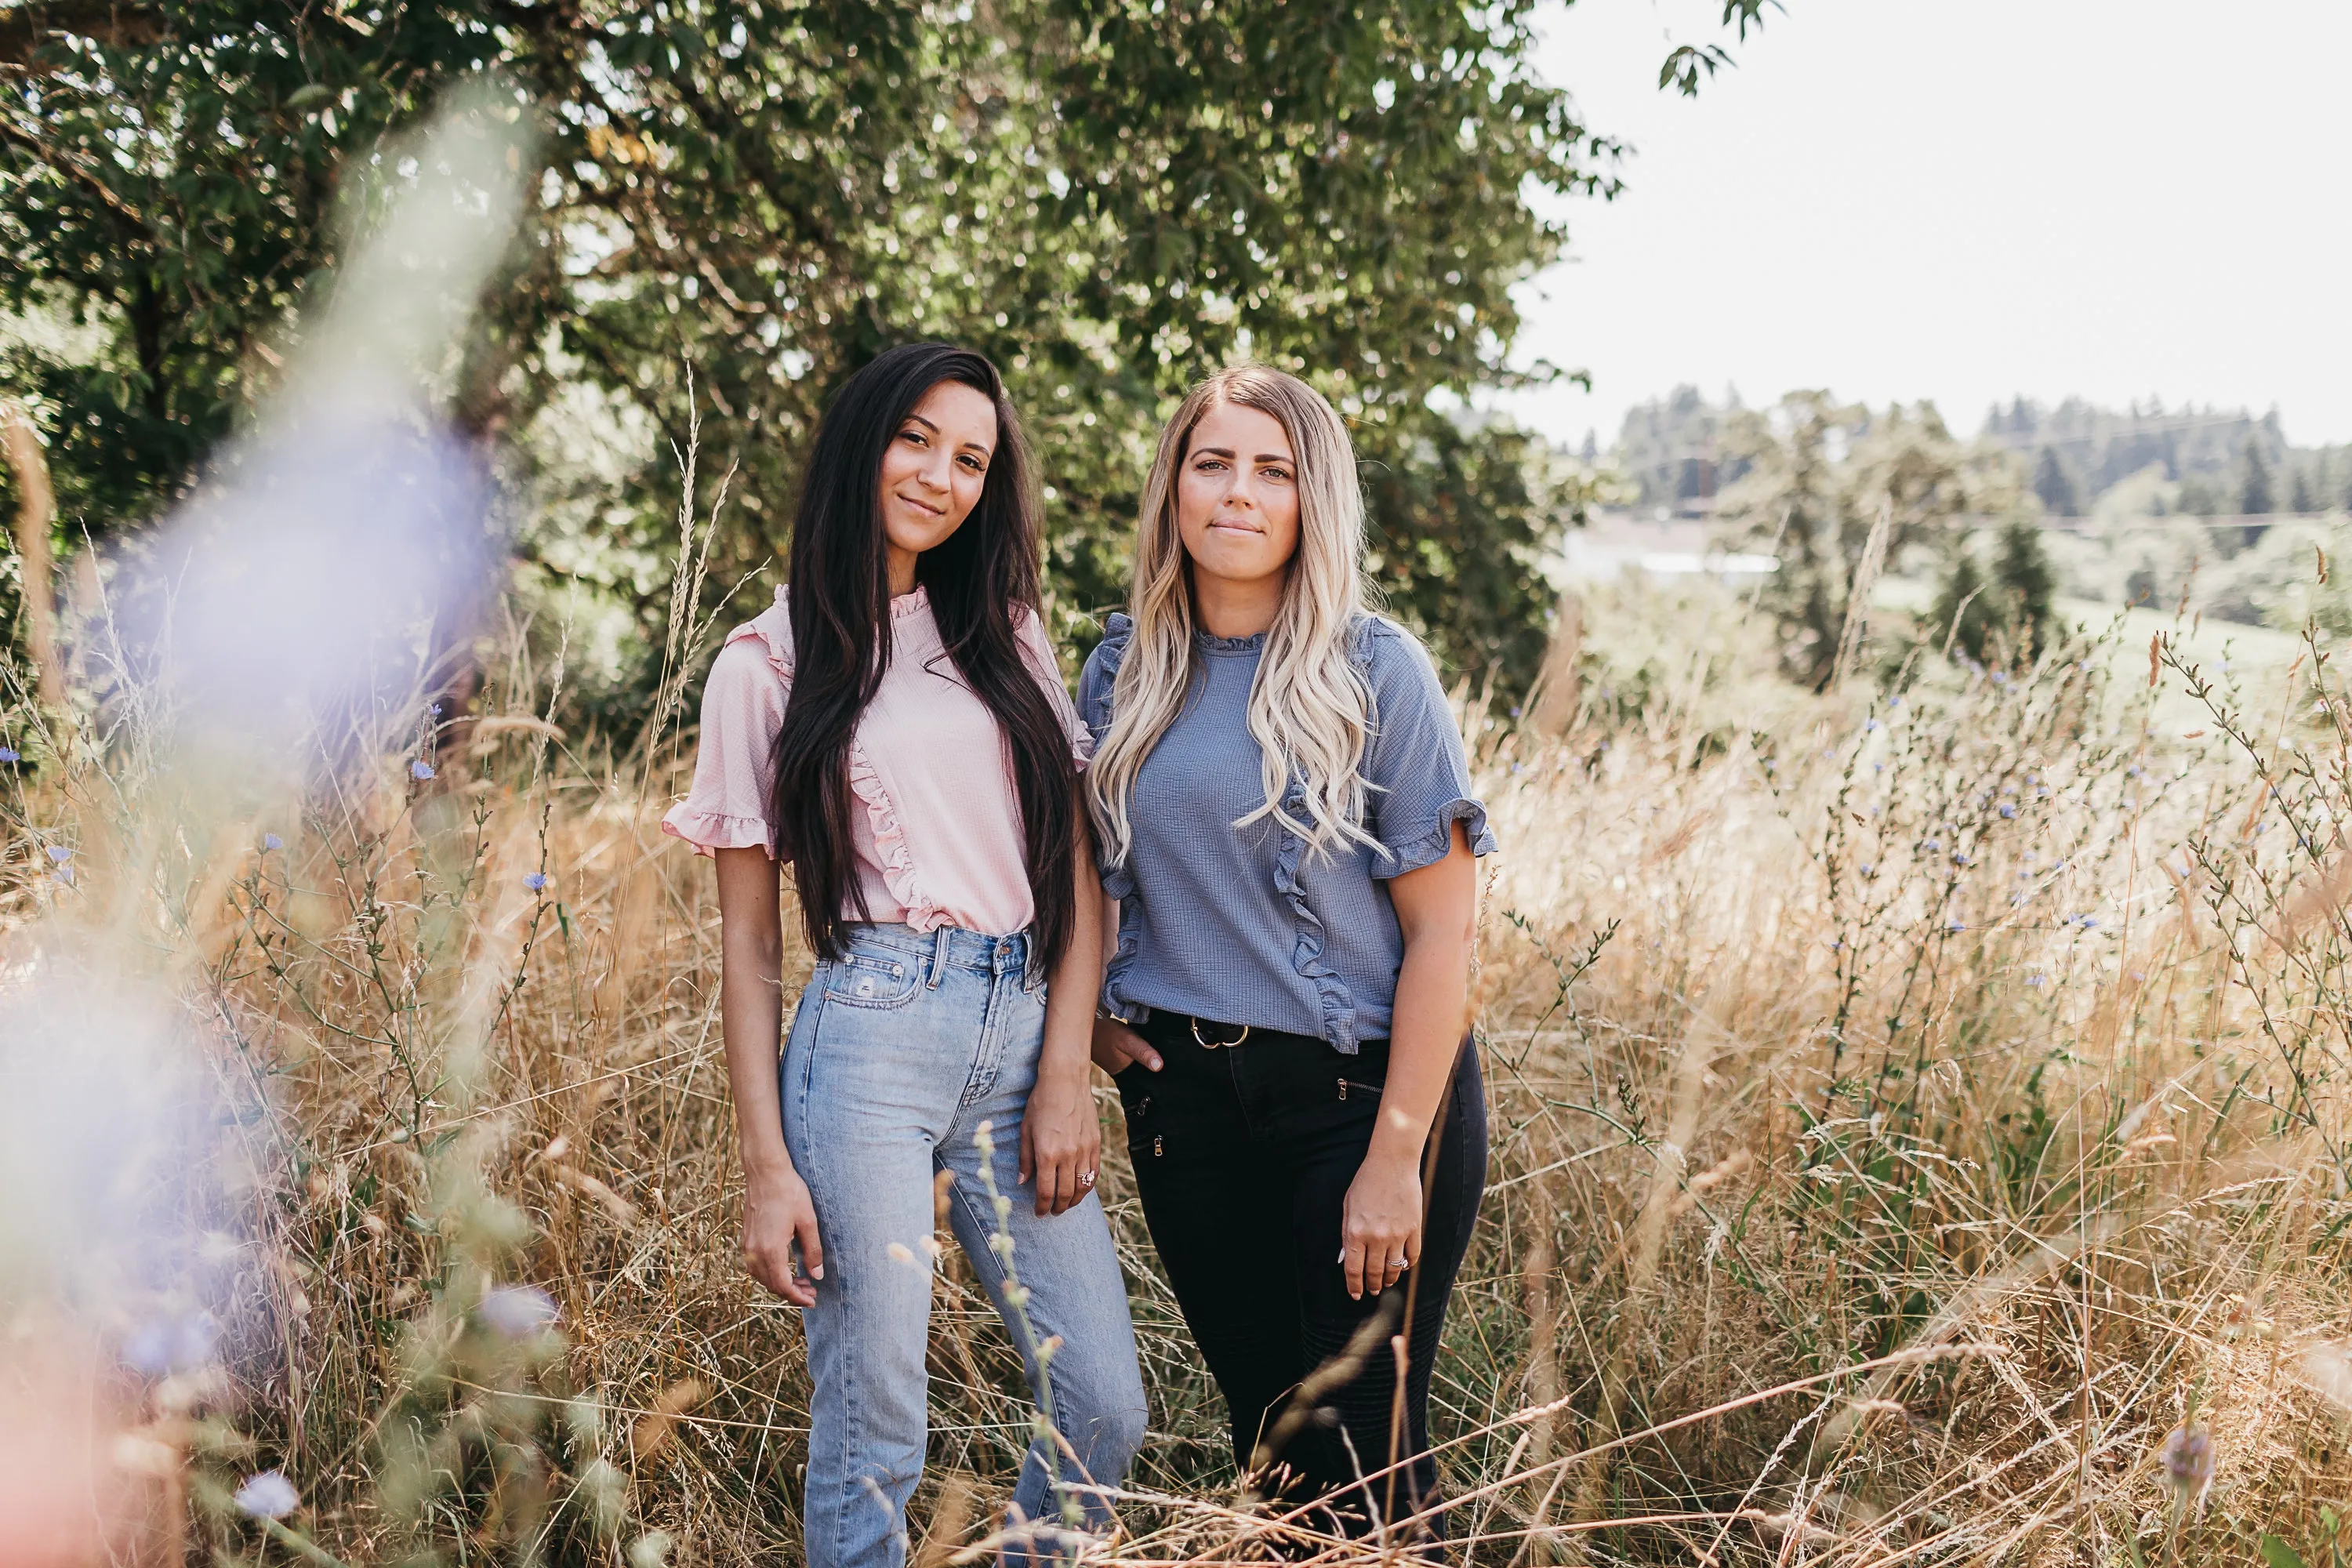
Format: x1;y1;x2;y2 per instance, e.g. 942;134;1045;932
821;953;920;1010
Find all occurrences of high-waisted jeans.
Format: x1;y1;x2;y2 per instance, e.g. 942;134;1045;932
782;924;1147;1568
1114;1014;1487;1535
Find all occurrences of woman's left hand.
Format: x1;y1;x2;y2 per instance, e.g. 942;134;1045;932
1020;1062;1103;1218
1340;1150;1424;1299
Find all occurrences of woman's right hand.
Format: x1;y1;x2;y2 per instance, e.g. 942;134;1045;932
1091;1014;1163;1077
742;1163;825;1307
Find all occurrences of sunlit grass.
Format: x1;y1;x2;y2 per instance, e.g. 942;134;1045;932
4;564;2351;1564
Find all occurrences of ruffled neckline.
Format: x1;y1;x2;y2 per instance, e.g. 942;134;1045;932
1194;626;1267;655
890;585;931;621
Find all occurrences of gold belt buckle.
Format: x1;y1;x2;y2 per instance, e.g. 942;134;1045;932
1190;1017;1251;1050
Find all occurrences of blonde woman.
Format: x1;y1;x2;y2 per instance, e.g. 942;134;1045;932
1081;367;1490;1536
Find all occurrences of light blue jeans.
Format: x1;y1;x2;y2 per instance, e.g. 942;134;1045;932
781;923;1148;1568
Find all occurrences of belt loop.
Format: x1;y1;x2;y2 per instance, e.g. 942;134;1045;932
927;925;950;989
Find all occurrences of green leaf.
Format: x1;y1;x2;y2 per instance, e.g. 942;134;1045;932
2263;1536;2310;1568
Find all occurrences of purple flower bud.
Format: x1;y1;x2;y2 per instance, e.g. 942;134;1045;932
45;844;71;862
0;746;18;763
234;1469;300;1519
264;833;284;851
411;759;435;781
479;1283;558;1339
2161;1425;2212;1495
524;872;548;891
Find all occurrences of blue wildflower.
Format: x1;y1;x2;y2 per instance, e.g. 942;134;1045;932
1999;804;2016;818
411;759;435;781
1865;717;1880;732
1947;919;1966;932
525;872;549;891
234;1470;300;1519
263;833;283;851
2027;972;2047;988
1858;862;1875;877
0;746;17;764
45;844;71;862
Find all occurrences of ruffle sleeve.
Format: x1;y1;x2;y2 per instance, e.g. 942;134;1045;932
1076;613;1134;749
660;590;793;858
1356;617;1497;877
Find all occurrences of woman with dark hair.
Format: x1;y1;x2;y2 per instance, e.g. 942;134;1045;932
664;343;1145;1568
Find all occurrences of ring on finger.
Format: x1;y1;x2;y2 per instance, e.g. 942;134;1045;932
1078;1170;1096;1189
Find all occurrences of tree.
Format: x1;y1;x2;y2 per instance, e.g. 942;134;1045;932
1926;521;2052;669
1715;393;2023;689
2240;437;2276;514
2031;446;2078;517
0;0;1627;706
2289;462;2317;514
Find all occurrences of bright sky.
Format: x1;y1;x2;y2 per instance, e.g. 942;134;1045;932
1502;0;2352;452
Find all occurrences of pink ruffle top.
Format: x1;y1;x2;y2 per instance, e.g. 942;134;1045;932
660;585;1091;936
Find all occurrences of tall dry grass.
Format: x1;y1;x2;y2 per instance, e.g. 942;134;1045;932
5;573;2351;1566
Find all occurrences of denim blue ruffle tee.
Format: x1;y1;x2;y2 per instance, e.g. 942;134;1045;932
1079;612;1496;1054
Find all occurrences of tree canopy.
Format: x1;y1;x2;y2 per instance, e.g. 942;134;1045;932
1;0;1649;705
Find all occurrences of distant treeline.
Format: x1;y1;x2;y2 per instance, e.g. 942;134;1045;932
1613;387;2347;520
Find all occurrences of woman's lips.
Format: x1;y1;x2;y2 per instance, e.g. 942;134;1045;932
896;492;946;518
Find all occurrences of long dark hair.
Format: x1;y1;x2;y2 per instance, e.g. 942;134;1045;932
769;343;1078;970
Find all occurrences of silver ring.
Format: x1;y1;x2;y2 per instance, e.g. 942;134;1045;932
1078;1171;1096;1188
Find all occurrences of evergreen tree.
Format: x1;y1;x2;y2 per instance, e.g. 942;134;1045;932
1993;518;2056;659
1929;547;1996;665
2032;446;2079;516
2240;437;2277;514
2289;463;2317;514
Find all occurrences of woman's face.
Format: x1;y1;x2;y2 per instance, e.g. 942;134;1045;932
878;379;998;564
1174;400;1301;590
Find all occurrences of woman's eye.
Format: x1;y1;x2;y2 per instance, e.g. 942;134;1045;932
959;454;985;473
1264;466;1294;481
899;429;927;446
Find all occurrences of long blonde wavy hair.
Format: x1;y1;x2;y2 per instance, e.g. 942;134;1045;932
1088;366;1377;868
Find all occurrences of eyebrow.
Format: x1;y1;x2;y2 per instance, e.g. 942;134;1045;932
1192;445;1293;463
903;413;993;459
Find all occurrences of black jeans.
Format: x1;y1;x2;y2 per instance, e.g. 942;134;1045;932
1115;1012;1488;1533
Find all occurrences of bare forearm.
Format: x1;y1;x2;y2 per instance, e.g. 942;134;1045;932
721;953;795;1178
1368;934;1471;1163
1370;822;1479;1167
714;848;797;1181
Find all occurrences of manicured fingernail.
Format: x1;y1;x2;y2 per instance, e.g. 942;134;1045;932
810;1266;824;1279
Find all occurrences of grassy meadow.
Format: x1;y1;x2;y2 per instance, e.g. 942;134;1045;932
4;570;2351;1567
